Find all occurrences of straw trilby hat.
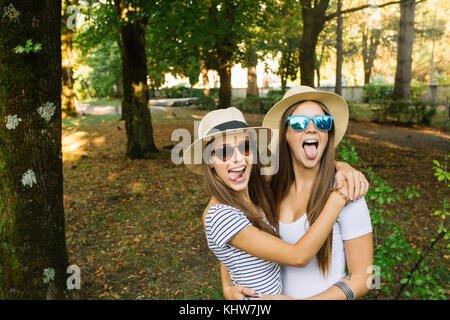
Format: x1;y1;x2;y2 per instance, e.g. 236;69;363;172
262;86;349;147
183;107;271;175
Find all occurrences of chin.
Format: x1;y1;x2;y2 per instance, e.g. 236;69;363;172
299;151;324;168
227;180;249;192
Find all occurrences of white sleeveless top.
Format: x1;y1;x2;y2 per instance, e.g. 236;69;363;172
279;197;372;299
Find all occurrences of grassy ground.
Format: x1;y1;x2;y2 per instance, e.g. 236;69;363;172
62;108;448;300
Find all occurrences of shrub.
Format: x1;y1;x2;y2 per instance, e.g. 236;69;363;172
195;96;216;110
363;84;394;104
232;97;277;114
267;89;285;102
338;139;447;300
371;100;437;125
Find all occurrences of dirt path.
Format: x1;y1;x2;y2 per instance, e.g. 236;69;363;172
346;121;450;153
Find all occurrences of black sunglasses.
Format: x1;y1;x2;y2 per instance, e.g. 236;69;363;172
212;139;252;162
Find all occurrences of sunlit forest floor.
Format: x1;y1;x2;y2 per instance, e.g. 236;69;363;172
62;107;449;299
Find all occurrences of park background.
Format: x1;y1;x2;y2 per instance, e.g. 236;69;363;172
0;0;448;300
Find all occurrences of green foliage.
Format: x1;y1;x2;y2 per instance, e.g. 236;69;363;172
14;39;42;54
77;41;122;98
363;84;438;126
338;139;448;300
432;157;449;239
266;89;285;102
363;83;394;104
231;97;277;114
195;96;217;110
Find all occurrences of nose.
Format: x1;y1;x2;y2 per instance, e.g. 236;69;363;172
232;144;245;162
305;119;318;132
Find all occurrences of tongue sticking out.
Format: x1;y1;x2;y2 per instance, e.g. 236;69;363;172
303;144;318;160
228;169;245;182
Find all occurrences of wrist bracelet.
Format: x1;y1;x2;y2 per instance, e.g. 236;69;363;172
332;187;349;206
334;281;355;300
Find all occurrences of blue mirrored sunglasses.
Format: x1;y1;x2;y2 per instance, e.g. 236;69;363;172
286;115;334;132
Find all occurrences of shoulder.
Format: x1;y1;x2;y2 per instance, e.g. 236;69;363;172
341;196;369;214
204;204;250;230
338;196;372;241
205;204;245;221
204;204;252;247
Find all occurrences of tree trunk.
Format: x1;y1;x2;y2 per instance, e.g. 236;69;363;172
61;0;78;118
0;0;68;299
393;0;416;101
117;34;127;121
299;3;328;87
119;22;158;158
316;44;325;88
299;36;317;87
199;58;211;96
335;0;343;95
362;27;382;85
217;52;233;109
280;50;292;94
246;48;258;97
115;1;158;158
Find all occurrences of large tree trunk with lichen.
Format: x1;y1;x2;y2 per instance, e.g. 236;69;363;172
0;0;68;299
61;0;78;118
118;18;158;158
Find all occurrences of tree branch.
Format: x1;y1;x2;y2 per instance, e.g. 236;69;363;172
325;0;402;21
394;228;446;299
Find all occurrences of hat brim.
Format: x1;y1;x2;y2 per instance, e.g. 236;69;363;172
183;126;273;175
262;90;349;151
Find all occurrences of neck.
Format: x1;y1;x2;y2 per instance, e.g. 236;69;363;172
291;157;319;194
238;188;252;204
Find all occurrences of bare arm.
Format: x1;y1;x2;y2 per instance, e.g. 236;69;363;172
228;190;347;267
221;263;256;300
304;232;373;300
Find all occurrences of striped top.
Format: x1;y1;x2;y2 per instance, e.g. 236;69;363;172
204;204;282;295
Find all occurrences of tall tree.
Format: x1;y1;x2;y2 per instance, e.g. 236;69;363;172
244;45;259;97
61;0;78;118
362;25;383;84
299;0;402;87
113;0;157;158
199;58;211;96
151;0;264;109
393;0;416;101
335;0;343;94
0;0;68;299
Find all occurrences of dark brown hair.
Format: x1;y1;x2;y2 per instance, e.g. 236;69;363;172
270;100;336;275
202;134;279;237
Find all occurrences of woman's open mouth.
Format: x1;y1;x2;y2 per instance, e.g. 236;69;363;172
228;165;247;182
302;139;319;160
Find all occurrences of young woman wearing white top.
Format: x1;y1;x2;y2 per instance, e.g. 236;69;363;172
222;86;373;300
183;105;369;298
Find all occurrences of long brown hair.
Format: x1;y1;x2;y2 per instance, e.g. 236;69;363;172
270;100;336;275
202;134;279;237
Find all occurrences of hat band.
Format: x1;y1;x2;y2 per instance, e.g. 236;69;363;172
206;120;248;136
